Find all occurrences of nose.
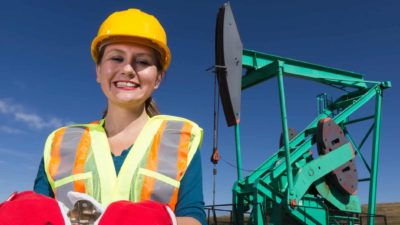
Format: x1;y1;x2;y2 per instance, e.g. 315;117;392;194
122;63;136;78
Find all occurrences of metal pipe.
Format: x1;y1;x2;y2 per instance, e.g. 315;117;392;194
234;123;243;180
358;124;375;151
276;62;294;203
358;178;371;182
343;115;375;125
368;87;383;225
346;132;371;173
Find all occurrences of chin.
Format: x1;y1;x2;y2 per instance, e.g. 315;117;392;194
114;97;146;107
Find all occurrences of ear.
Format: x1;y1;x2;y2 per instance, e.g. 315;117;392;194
95;65;101;83
154;72;164;89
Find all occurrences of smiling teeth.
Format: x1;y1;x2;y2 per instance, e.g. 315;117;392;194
116;82;139;88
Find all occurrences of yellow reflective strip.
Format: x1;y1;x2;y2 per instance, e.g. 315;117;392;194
117;116;163;202
44;130;57;190
49;128;65;180
176;122;192;180
141;120;167;201
141;115;203;172
138;168;180;188
187;123;203;165
98;119;105;127
43;123;103;193
89;125;117;205
73;128;91;193
54;172;92;188
116;115;202;203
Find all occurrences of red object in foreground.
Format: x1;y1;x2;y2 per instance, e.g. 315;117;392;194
0;192;175;225
99;200;175;225
0;191;64;225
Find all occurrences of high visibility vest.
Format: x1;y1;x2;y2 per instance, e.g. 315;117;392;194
43;115;203;211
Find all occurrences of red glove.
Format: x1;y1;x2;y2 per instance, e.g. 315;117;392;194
0;191;65;225
98;200;176;225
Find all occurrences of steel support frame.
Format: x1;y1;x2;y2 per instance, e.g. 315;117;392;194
228;50;390;225
231;49;390;225
367;87;383;225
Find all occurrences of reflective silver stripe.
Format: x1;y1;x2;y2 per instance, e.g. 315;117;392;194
53;126;86;206
54;127;86;181
57;182;74;208
150;121;183;203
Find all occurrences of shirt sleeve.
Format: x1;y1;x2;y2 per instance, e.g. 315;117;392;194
33;157;55;198
174;150;206;225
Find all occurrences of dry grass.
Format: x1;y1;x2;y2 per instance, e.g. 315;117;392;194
206;202;400;225
361;202;400;225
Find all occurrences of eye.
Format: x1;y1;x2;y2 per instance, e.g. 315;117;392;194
135;58;151;66
110;56;123;62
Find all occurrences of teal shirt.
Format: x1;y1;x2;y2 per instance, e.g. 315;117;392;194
34;149;206;225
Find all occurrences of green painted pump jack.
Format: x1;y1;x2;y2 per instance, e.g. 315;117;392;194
232;50;390;225
214;3;392;225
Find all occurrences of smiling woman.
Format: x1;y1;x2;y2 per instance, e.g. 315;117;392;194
0;8;205;225
96;43;163;118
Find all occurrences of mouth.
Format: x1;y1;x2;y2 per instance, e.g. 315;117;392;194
113;81;140;89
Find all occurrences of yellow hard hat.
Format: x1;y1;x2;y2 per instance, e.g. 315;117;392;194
91;9;171;71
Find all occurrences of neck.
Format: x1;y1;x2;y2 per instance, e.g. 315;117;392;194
103;103;149;137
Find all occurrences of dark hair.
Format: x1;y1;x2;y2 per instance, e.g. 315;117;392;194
145;97;161;117
98;44;164;118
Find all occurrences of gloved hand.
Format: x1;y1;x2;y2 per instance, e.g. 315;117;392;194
66;191;104;225
0;191;66;225
67;191;104;213
0;191;176;225
97;200;177;225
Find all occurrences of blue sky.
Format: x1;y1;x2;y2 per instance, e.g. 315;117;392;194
0;1;399;207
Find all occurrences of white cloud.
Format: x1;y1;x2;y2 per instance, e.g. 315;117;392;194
14;112;65;129
0;147;33;160
0;99;19;114
15;112;45;129
0;125;24;134
0;98;72;131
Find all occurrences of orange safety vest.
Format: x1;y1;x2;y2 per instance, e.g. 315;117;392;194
43;115;203;210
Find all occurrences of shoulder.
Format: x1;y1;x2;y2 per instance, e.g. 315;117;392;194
151;115;203;155
43;121;101;159
151;115;203;130
44;121;100;142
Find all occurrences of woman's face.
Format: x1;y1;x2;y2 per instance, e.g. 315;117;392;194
96;43;163;109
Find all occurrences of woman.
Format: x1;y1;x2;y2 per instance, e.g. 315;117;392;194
0;8;205;225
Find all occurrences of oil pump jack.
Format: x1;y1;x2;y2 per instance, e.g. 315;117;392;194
211;3;391;225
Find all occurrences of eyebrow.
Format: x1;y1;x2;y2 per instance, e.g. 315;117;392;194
105;48;153;57
104;49;124;55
